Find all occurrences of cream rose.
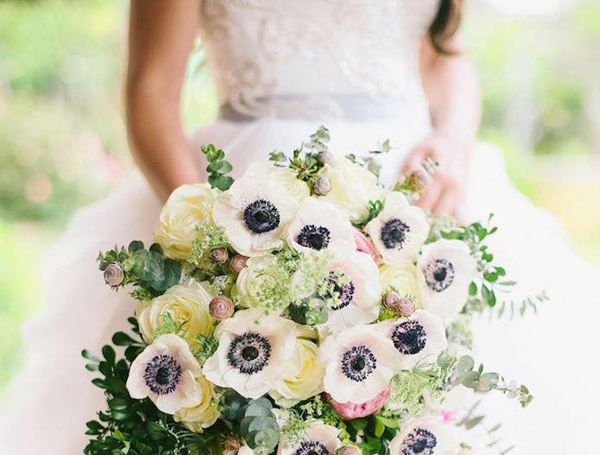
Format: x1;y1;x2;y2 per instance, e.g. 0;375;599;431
270;338;324;407
174;375;220;432
136;279;215;349
155;183;217;261
232;255;290;313
246;162;310;204
379;263;423;308
319;158;387;221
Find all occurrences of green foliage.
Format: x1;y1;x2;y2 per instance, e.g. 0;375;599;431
286;251;353;326
190;225;232;279
269;126;329;193
98;241;182;299
201;144;235;191
220;392;279;455
233;249;302;315
431;214;547;317
352;200;384;230
83;317;229;455
193;334;219;366
383;354;455;420
451;355;533;408
346;138;393;179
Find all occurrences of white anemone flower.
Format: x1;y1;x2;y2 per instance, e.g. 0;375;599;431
366;192;429;264
376;310;447;369
126;334;202;414
319;325;403;404
287;198;355;253
389;416;461;455
317;242;382;334
213;170;299;257
203;309;297;399
417;240;477;322
277;422;342;455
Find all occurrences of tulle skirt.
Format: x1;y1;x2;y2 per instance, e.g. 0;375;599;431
1;117;598;455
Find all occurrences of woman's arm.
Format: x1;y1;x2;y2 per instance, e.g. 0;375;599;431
401;36;482;216
126;0;203;201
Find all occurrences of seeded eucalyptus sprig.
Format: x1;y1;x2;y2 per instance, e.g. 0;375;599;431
98;241;181;300
201;144;234;191
452;355;533;408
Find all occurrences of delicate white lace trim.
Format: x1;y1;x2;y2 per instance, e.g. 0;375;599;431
198;0;440;119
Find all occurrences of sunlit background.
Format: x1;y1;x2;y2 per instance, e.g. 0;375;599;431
1;0;599;391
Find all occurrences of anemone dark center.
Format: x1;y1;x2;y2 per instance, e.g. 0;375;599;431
241;346;259;361
297;224;331;251
143;354;182;395
341;345;377;382
391;320;427;355
326;272;355;311
243;199;281;234
294;441;330;455
422;258;455;293
227;331;272;375
401;428;437;455
381;218;410;250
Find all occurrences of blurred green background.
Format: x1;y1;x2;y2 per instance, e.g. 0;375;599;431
1;0;599;391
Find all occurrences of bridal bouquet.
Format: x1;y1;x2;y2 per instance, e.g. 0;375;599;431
85;128;533;455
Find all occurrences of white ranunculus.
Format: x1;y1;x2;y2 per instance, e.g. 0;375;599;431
319;158;387;222
319;325;402;404
376;310;447;369
417;240;477;322
126;334;202;414
366;192;429;265
269;338;324;407
233;255;280;309
136;279;215;349
155;183;217;261
287;198;355;254
379;263;423;308
312;242;382;334
389;416;461;455
174;374;220;432
213;166;300;257
203;309;297;399
277;422;342;455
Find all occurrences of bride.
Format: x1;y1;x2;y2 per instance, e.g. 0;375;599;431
1;0;599;454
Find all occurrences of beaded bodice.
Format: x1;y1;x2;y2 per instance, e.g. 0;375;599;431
198;0;440;120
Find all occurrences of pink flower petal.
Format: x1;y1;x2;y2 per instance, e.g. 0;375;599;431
326;388;390;420
353;228;382;265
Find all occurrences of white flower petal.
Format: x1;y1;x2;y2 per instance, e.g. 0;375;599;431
417;240;477;322
288;198;355;254
366;192;429;265
389;416;462;455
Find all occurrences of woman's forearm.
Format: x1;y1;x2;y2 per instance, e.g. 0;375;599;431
126;77;201;201
126;0;202;201
420;38;482;147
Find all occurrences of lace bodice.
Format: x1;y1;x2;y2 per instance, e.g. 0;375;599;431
198;0;440;120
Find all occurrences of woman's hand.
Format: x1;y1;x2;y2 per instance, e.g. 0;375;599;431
400;131;473;216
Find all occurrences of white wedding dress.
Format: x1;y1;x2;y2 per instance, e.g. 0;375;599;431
1;1;599;454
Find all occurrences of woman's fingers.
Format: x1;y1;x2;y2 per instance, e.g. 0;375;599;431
432;187;459;216
415;180;443;211
400;145;429;175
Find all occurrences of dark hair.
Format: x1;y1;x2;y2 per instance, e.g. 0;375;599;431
429;0;463;54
